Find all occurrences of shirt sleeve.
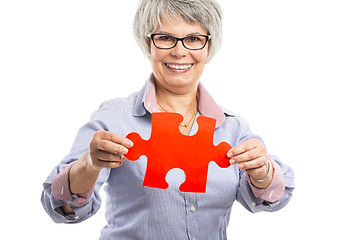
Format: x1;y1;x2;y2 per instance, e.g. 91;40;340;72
247;157;285;202
41;101;113;223
234;116;295;213
51;162;95;206
236;154;295;213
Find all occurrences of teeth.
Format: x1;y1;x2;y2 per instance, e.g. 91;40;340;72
165;63;193;70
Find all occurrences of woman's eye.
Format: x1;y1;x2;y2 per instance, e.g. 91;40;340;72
187;36;201;42
158;35;173;41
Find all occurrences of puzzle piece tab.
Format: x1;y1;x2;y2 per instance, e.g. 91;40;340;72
125;112;231;193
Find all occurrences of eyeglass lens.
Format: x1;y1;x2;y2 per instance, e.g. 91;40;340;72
153;34;208;50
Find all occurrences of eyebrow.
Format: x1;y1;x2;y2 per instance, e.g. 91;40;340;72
156;31;205;37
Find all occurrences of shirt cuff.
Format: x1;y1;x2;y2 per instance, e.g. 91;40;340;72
51;162;95;206
247;158;285;203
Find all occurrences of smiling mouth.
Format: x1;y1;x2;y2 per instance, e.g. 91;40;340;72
165;63;194;70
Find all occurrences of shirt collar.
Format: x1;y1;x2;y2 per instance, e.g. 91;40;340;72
132;74;234;128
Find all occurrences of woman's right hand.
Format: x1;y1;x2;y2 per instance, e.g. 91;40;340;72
89;131;133;170
65;131;133;211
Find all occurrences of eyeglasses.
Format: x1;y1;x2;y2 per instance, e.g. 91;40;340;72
147;33;211;50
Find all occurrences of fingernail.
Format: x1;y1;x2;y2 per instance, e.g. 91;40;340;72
123;148;128;154
126;140;133;148
227;152;234;158
229;159;235;165
238;164;244;169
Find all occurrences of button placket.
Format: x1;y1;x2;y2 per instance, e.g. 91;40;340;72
185;193;198;240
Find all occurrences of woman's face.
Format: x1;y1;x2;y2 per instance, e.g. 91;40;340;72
149;17;209;94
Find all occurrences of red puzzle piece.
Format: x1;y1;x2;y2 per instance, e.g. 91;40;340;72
125;112;231;193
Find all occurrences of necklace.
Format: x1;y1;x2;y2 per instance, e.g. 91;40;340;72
156;99;198;128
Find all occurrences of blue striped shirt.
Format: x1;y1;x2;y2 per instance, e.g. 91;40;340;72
41;75;295;240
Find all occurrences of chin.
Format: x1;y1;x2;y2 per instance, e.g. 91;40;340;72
167;76;195;87
155;74;199;94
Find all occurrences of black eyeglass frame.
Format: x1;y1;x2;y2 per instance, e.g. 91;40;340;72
147;33;212;50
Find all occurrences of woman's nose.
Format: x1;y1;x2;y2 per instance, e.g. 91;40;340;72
170;40;188;58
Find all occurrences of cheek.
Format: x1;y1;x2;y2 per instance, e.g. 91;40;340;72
192;48;209;63
150;45;166;64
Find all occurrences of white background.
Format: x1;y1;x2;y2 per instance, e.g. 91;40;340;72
1;0;359;239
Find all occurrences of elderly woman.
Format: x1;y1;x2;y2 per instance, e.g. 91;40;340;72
41;0;294;239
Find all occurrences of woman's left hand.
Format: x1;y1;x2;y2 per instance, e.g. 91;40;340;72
227;138;272;187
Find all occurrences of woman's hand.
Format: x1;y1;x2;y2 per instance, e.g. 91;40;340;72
65;131;133;212
227;138;273;188
89;131;133;171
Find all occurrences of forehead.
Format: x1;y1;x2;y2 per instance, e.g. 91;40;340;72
155;15;207;36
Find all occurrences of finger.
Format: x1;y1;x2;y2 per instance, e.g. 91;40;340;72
238;156;267;170
229;148;262;165
99;131;133;148
96;150;125;163
245;164;268;178
97;139;129;155
94;159;124;169
227;138;261;158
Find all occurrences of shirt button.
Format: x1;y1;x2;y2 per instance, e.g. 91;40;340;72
74;216;80;220
190;205;195;213
251;202;256;207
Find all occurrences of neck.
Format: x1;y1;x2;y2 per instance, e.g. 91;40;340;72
155;81;198;116
155;82;198;136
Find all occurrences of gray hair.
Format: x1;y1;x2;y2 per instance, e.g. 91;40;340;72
133;0;222;62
